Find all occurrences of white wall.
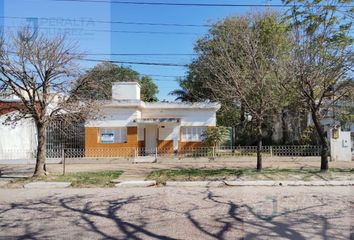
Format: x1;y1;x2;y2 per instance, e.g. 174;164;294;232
138;126;144;141
158;126;180;140
330;128;352;161
138;125;180;141
0;113;37;160
86;108;140;127
142;109;216;126
112;82;140;100
158;125;179;151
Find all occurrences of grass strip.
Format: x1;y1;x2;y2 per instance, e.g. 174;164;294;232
147;168;354;184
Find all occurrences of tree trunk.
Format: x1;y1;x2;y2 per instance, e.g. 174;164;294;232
256;122;263;171
231;127;235;154
311;110;329;171
33;121;47;177
239;103;246;145
240;102;245;124
281;109;288;144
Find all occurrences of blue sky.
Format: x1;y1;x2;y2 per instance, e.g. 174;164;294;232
1;0;285;101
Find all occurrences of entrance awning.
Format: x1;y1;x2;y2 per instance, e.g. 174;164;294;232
134;118;180;124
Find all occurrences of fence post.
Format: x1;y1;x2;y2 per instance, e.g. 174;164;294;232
270;146;273;157
212;146;215;159
155;147;158;161
62;149;66;176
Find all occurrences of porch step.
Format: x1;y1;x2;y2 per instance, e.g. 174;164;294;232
133;156;157;163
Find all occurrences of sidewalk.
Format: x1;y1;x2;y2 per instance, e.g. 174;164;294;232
115;165;153;181
1;159;353;183
17;180;354;188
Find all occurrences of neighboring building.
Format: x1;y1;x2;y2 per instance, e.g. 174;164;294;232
85;82;220;157
0;96;84;159
0;100;37;160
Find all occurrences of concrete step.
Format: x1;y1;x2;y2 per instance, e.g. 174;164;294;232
115;180;156;187
133;156;156;163
24;181;71;189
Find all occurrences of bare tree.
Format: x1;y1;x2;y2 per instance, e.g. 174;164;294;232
282;0;353;170
0;29;98;177
196;12;289;171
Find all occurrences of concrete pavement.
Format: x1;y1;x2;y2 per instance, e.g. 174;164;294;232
23;182;71;189
0;186;352;239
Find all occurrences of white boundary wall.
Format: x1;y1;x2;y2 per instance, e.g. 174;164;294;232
330;128;352;161
0;113;37;160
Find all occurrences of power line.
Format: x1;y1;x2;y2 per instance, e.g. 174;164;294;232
49;0;353;8
81;67;184;78
146;74;182;78
148;78;179;82
3;25;199;35
6;51;191;67
84;53;196;56
80;58;188;67
0;16;210;28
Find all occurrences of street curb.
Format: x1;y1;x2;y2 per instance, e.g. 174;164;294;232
164;180;354;187
115;180;156;187
16;180;354;189
165;181;225;187
224;180;354;186
24;181;72;189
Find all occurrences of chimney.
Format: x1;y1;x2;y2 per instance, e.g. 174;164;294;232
112;82;141;100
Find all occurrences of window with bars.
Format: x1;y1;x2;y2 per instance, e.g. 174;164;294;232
99;128;127;143
181;127;207;142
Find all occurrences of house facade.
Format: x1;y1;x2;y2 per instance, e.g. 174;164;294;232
85;82;220;157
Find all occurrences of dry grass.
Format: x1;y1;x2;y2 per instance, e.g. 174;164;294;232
7;171;123;188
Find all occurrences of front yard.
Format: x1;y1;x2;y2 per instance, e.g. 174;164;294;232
1;160;354;188
146;168;354;184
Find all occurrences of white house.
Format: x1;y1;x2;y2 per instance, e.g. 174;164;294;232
85;82;221;157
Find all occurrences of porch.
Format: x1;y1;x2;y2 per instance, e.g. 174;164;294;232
136;118;180;156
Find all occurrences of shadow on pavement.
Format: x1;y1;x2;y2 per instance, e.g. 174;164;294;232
0;187;352;239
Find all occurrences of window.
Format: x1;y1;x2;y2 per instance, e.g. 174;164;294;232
100;128;127;143
182;127;207;142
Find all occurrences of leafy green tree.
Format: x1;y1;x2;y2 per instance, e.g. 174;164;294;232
190;12;290;171
333;81;354;129
282;0;353;170
336;106;354;129
202;126;230;148
171;12;296;150
139;76;159;102
299;126;320;145
76;62;159;102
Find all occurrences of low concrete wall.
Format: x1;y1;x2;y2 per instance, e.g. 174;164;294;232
0;157;132;165
65;158;132;164
157;156;321;163
0;158;62;165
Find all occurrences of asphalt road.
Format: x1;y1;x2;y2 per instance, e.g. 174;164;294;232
0;186;353;240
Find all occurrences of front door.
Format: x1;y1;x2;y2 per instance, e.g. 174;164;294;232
145;125;157;154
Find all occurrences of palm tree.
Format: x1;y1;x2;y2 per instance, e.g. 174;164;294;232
169;78;198;102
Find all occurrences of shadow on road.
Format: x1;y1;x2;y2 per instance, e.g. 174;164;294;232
0;188;352;239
